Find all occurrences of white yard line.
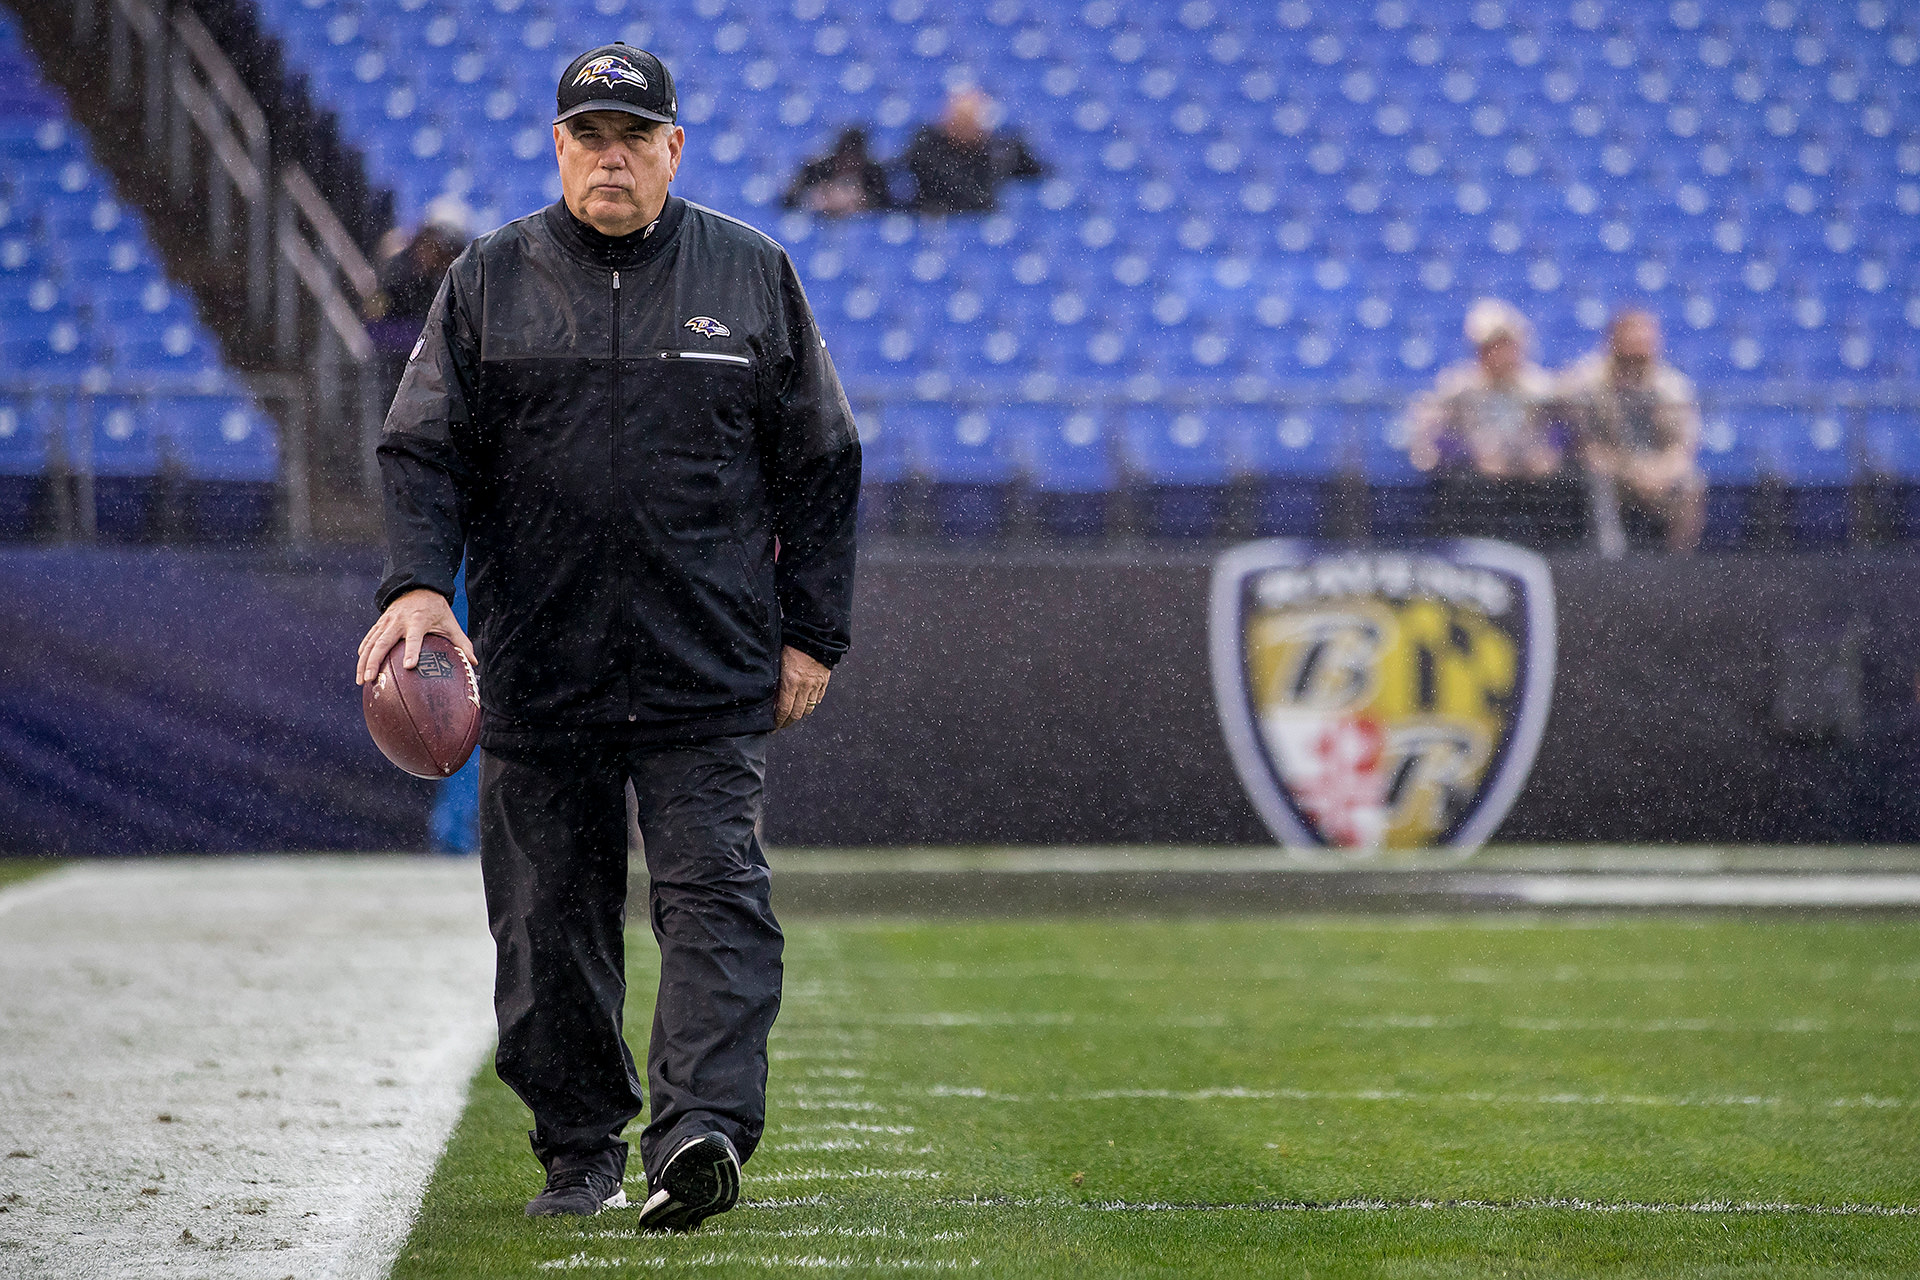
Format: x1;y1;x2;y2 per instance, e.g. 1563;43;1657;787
1466;874;1920;906
931;1195;1920;1218
920;1083;1920;1110
0;856;495;1280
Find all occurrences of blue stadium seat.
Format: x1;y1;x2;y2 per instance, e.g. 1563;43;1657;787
1010;402;1115;536
0;395;50;537
1264;402;1345;526
897;402;1016;536
85;395;162;541
1355;404;1428;538
1696;410;1764;549
1863;407;1920;539
2;317;95;381
1122;405;1231;536
163;396;279;540
1755;405;1852;546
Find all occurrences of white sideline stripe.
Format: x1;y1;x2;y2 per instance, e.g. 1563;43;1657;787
922;1084;1919;1110
937;1195;1919;1218
0;856;495;1280
1335;1015;1917;1034
1470;874;1920;905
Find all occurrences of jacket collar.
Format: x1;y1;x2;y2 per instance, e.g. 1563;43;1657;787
543;195;686;271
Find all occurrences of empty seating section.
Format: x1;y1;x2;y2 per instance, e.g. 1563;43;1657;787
252;0;1917;537
0;11;277;540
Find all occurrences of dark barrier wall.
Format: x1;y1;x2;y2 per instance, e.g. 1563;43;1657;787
0;549;430;854
3;547;1917;853
768;547;1920;846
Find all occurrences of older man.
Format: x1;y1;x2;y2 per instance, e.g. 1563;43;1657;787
1562;309;1706;553
354;42;861;1230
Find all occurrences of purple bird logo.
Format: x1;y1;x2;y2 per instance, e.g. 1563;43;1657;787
574;56;648;92
684;316;731;338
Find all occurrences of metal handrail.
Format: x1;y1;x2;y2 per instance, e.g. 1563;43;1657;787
277;234;375;365
281;165;378;304
169;8;268;169
76;0;389;535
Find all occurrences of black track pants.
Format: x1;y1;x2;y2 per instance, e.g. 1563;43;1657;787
477;733;782;1187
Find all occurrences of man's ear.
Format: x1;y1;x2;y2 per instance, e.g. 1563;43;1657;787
667;126;685;180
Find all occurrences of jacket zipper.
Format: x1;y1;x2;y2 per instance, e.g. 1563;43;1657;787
614;269;637;722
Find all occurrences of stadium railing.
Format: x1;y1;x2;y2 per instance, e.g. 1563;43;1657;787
59;0;384;523
0;375;303;543
850;382;1920;548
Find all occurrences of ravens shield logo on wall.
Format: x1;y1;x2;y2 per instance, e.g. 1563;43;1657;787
1210;539;1557;862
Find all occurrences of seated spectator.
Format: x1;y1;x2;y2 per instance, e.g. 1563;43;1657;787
1561;309;1706;554
1410;301;1584;544
783;127;892;215
364;203;469;404
902;88;1046;215
1409;299;1560;477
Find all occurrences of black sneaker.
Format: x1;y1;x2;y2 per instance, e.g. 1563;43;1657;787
525;1167;628;1217
636;1133;740;1232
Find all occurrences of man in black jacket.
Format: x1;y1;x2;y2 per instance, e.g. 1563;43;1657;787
902;88;1046;214
353;43;860;1232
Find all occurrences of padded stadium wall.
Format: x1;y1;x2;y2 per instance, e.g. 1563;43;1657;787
1;547;1915;853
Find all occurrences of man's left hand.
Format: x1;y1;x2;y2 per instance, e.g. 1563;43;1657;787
775;646;832;730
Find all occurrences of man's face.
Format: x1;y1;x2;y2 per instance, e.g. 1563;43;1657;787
1479;334;1522;382
554;111;684;236
1610;314;1660;377
941;90;990;144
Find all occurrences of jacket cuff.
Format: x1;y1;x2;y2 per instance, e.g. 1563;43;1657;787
375;571;456;614
779;627;845;670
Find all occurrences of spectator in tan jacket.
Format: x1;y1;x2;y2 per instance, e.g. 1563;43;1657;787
1561;309;1706;553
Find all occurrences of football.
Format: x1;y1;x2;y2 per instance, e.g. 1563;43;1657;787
362;634;482;779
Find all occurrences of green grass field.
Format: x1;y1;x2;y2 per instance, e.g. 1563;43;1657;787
394;915;1920;1278
0;858;59;891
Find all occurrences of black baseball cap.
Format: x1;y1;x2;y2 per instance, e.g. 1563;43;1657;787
554;43;677;126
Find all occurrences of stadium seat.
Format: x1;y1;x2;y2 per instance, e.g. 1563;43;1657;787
164;397;280;541
0;20;270;542
1010;402;1117;537
1355;404;1429;538
897;402;1016;537
1121;405;1231;537
1755;405;1853;546
85;395;162;541
1862;407;1920;539
1234;404;1341;537
0;395;50;537
1697;410;1763;548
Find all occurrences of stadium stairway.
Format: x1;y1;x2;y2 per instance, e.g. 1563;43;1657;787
0;6;279;541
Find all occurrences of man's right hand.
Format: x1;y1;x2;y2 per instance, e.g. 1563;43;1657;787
356;587;478;686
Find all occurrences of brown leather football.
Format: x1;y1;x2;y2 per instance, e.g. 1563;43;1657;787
362;633;482;779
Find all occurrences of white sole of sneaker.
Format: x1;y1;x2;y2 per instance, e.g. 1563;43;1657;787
637;1135;739;1231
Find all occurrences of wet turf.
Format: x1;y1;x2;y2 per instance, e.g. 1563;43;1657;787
0;859;60;892
394;915;1920;1278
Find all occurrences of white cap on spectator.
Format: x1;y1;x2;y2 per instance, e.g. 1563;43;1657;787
423;195;473;239
1463;298;1530;348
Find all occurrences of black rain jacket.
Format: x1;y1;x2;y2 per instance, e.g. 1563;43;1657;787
376;197;861;750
